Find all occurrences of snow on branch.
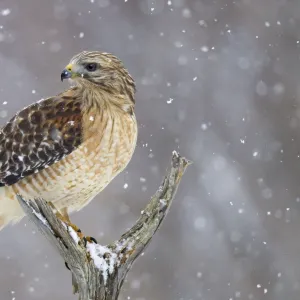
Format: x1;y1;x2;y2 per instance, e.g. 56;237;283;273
17;151;190;300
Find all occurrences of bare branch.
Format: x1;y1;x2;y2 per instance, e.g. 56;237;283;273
17;151;190;300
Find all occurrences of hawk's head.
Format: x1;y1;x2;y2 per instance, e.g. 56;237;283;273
61;51;135;102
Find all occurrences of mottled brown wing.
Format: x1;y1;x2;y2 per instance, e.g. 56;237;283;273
0;88;82;186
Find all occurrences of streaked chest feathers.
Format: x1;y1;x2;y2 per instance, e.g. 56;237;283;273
14;109;137;211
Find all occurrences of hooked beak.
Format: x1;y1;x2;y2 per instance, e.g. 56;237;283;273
61;64;74;81
61;69;72;81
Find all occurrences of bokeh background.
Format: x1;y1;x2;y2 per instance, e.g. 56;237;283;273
0;0;300;299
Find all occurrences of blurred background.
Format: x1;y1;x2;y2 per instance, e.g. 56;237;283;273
0;0;300;299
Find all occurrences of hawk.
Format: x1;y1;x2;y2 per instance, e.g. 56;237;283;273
0;51;137;230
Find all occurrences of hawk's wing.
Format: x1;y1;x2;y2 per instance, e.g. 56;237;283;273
0;88;82;186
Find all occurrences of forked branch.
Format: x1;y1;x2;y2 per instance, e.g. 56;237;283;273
17;151;190;300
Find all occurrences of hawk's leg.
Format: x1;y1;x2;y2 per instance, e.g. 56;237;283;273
59;207;83;238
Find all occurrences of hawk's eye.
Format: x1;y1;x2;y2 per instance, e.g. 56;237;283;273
85;63;97;72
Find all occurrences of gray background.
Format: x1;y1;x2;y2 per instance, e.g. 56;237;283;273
0;0;300;299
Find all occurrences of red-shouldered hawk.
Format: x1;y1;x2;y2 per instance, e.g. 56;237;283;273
0;51;137;230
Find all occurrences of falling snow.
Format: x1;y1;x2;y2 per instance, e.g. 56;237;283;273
1;9;11;16
0;1;299;300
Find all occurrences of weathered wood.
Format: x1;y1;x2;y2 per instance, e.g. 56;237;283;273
17;151;190;300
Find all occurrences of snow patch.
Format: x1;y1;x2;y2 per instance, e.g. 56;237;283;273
86;243;118;284
67;226;80;244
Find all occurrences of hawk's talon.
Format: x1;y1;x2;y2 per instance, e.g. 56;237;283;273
65;261;71;271
66;223;84;240
82;236;98;247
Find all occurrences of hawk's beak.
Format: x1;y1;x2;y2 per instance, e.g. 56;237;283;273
61;64;73;81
